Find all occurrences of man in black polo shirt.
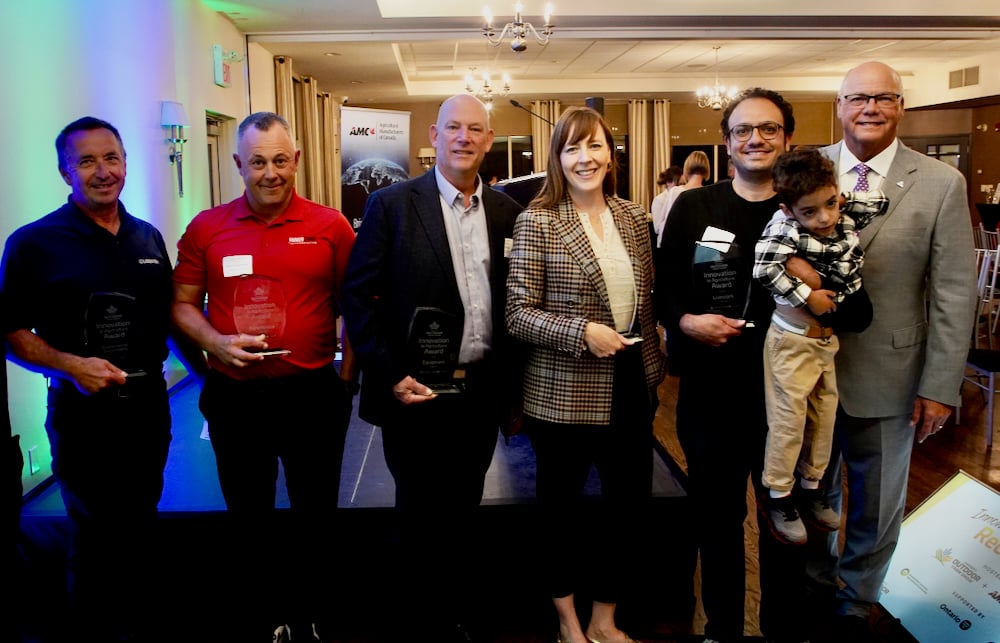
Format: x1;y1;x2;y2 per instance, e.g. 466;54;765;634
0;117;174;640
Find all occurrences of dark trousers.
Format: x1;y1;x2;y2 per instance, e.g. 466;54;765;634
46;377;171;640
379;362;502;634
199;364;352;630
676;364;809;642
527;345;653;604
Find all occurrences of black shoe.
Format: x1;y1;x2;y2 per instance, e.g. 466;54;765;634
451;622;475;643
833;615;875;642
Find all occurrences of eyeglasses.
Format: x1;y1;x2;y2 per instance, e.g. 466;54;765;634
726;122;784;142
841;93;902;108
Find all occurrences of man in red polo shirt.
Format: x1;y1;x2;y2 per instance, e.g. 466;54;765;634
172;112;356;641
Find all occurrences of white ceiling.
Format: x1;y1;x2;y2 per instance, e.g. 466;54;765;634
218;0;1000;107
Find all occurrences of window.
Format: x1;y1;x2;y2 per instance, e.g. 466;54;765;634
484;135;533;182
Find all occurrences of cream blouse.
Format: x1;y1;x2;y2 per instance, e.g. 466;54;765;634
578;206;636;333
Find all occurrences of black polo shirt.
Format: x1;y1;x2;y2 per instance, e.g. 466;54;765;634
0;198;172;373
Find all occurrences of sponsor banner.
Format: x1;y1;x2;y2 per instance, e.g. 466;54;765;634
880;470;1000;642
340;107;411;230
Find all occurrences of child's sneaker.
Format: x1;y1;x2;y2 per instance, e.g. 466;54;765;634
759;493;807;545
273;625;292;643
797;487;841;532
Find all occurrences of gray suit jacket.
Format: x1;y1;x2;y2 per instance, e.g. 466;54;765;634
341;170;523;427
821;142;977;417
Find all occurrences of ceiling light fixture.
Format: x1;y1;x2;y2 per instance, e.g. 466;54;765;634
696;46;740;111
465;67;511;111
482;2;554;53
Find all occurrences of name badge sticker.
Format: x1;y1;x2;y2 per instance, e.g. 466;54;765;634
222;255;253;277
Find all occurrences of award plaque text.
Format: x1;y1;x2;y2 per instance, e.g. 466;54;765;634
692;240;752;321
407;307;464;394
232;275;289;353
85;291;138;371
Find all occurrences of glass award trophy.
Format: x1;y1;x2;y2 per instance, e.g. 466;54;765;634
407;306;464;394
85;291;141;374
692;239;754;325
232;275;290;356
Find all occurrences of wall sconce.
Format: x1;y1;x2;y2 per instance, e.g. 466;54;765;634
161;101;189;197
976;123;989;132
417;147;437;171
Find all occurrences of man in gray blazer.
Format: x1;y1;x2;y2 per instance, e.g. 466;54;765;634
341;94;522;641
802;61;977;640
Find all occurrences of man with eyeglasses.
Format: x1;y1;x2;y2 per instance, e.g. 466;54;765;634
795;61;977;642
656;88;811;643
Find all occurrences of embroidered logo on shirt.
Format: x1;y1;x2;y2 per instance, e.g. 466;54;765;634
138;258;160;264
288;236;318;245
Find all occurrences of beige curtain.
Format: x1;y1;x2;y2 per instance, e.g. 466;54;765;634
320;92;340;209
299;77;324;204
274;56;296;137
653;99;671;187
628;99;652;211
530;100;560;174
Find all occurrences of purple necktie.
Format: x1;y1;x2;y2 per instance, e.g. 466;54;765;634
853;163;870;192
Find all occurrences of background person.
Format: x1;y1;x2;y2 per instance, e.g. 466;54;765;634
506;105;664;643
172;111;357;641
803;61;977;642
0;116;174;640
655;151;710;248
651;165;682;247
340;94;523;642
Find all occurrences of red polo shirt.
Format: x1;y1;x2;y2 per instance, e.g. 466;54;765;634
174;191;355;379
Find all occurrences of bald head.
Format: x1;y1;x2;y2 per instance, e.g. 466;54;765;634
836;61;905;161
839;61;902;97
430;94;494;191
436;94;490;129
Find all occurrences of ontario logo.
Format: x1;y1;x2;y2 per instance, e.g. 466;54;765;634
938;604;973;632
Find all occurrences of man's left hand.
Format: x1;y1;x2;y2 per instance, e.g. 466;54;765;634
910;397;953;443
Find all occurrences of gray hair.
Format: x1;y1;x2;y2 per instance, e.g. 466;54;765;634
238;112;291;140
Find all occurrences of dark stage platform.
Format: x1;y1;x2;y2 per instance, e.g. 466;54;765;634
17;377;697;642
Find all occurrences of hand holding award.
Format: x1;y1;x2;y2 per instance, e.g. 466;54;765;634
232;275;291;356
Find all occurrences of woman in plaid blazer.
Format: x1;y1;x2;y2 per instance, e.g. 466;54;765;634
506;106;665;643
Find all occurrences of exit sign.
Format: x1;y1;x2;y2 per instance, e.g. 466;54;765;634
213;44;231;88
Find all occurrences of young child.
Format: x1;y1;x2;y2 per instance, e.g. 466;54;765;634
752;147;888;545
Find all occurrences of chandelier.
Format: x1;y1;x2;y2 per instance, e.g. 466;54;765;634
696;46;740;111
482;2;554;52
465;68;511;110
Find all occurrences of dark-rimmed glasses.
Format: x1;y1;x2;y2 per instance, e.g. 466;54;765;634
726;122;783;142
841;94;901;108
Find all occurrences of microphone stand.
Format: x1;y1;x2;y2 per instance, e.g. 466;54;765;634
509;99;554;125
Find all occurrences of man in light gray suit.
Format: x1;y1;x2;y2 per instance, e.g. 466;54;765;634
800;61;977;641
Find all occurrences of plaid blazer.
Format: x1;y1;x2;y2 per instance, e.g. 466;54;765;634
505;195;665;424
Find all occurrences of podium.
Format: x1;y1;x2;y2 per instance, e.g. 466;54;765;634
976;203;1000;231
